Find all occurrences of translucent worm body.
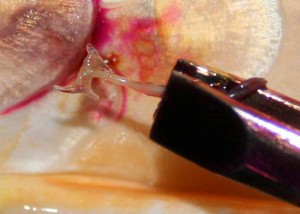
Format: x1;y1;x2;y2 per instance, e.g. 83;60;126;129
55;44;165;100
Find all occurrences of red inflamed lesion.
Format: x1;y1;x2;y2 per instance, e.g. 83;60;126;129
91;6;166;84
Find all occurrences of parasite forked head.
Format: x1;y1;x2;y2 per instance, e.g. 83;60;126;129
54;44;165;100
54;44;112;101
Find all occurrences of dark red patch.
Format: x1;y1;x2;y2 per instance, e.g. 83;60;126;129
91;7;112;50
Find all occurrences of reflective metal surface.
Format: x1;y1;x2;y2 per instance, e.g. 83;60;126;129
151;59;300;206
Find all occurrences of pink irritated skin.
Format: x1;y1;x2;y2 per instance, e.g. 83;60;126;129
160;4;183;24
90;3;128;121
94;16;161;120
119;18;160;81
87;3;162;120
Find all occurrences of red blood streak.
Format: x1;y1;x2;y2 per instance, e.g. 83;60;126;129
0;72;78;115
115;87;127;121
1;90;50;115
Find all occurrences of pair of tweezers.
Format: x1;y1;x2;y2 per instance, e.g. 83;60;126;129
150;59;300;206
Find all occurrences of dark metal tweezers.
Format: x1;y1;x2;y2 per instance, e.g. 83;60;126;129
150;59;300;206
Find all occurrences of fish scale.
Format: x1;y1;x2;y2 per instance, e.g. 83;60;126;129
0;0;96;112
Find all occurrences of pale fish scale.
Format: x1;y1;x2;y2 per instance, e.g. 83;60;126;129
0;0;95;111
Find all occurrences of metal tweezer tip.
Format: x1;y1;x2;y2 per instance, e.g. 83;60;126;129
150;59;300;206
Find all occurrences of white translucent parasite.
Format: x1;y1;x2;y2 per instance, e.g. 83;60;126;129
54;44;165;100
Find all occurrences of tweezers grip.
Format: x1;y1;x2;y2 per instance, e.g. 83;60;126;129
150;59;300;206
